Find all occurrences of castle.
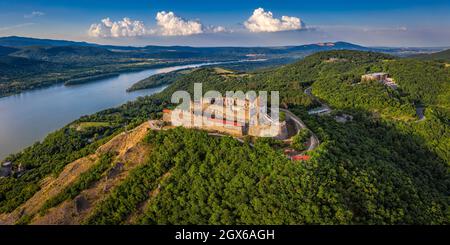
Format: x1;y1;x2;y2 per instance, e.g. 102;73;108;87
361;72;398;90
163;96;288;139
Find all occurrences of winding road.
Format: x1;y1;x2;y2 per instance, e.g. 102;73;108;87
304;86;332;113
280;108;319;151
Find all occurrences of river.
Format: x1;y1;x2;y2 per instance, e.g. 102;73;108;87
0;62;219;160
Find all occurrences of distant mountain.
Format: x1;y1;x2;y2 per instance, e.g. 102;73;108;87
411;49;450;62
0;36;99;48
372;46;447;57
5;36;433;62
1;36;445;59
0;55;63;75
0;46;19;56
123;41;373;60
5;36;446;99
286;41;370;52
10;45;122;64
0;36;371;55
0;46;61;77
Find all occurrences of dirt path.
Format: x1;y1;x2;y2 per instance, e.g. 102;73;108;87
31;122;152;224
0;155;99;224
0;122;152;225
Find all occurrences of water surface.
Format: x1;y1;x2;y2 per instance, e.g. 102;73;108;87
0;62;215;159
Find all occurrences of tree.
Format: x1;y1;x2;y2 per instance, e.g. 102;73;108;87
292;128;311;151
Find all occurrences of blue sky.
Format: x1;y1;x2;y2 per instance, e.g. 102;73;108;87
0;0;449;47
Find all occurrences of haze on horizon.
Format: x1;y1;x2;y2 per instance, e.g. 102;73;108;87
0;0;449;47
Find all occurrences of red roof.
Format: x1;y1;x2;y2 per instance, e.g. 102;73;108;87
162;109;172;113
291;155;310;161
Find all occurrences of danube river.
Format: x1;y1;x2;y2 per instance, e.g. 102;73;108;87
0;62;217;160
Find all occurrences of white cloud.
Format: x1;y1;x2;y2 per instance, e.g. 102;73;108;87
244;8;305;32
88;17;149;38
155;11;203;36
24;11;45;19
88;11;227;38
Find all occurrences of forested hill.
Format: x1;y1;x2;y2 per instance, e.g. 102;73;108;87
0;46;18;56
0;36;99;47
1;50;449;225
10;46;126;65
412;49;450;62
1;36;446;98
0;38;374;98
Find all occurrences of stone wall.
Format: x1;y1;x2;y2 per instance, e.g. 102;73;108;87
163;107;289;139
248;121;288;139
163;109;244;136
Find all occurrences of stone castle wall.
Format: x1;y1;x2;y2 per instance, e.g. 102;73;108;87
248;121;288;139
163;103;288;139
163;109;244;136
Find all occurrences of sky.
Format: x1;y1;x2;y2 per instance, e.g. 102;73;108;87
0;0;449;47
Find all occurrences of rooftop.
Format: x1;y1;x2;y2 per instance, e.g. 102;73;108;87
365;72;388;76
2;161;12;167
291;155;311;161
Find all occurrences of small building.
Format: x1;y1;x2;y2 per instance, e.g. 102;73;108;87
324;57;348;63
361;72;389;81
291;155;310;161
0;162;12;177
284;148;295;154
361;72;398;90
308;106;331;115
334;114;354;123
2;161;12;167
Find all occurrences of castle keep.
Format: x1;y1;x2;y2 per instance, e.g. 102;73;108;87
163;96;288;138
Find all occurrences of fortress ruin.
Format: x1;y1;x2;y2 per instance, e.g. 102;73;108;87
163;96;288;139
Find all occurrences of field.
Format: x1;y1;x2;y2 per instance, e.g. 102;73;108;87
72;122;112;131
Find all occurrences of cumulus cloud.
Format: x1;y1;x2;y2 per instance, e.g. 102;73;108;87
88;11;228;38
24;11;45;18
244;8;305;32
155;11;203;36
88;17;149;37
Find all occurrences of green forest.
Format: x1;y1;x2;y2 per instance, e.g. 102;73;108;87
87;123;448;224
1;49;449;224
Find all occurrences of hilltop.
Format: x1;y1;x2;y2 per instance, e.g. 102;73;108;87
0;49;449;224
0;36;99;47
412;48;450;62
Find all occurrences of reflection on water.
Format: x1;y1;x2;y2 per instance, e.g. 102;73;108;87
0;62;214;159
